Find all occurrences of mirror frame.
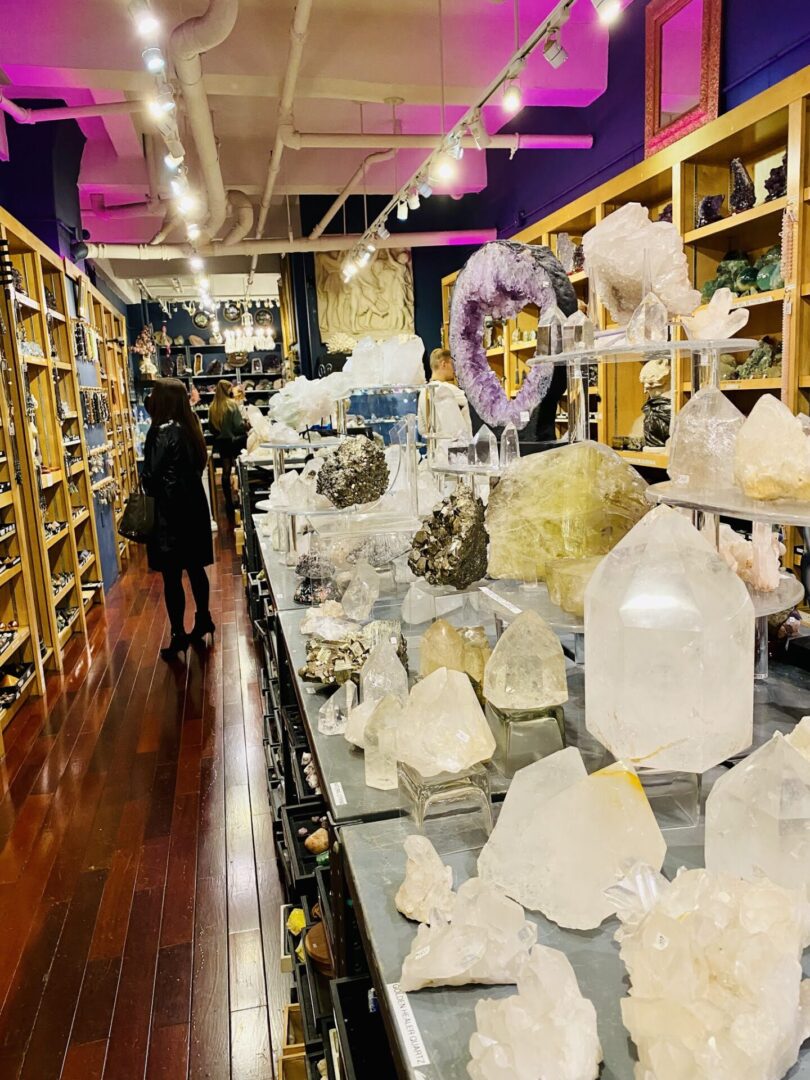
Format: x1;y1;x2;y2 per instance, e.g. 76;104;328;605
644;0;722;157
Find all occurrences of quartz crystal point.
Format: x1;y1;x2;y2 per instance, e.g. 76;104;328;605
395;835;456;923
359;640;409;707
718;522;784;591
343;698;377;750
419;619;491;689
399;877;536;991
318;680;357;736
467;945;602;1080
469;425;498;467
398;668;496;777
556;232;576;274
734;394;810;500
681;286;750;340
667;386;745;491
608;863;810;1080
585;506;754;772
625;292;668;345
705;716;810;893
562;310;595;352
486;441;648;581
535;305;566;356
400;582;436;625
316;436;390;508
483;611;567;711
478;748;665;930
408;488;489;590
340;560;379;620
545;556;602;616
364;696;402;790
499;422;519;467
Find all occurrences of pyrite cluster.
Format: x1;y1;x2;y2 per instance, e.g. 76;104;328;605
298;619;407;686
316;436;390;508
408;488;488;590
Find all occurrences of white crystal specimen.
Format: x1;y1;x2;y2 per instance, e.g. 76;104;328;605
668;386;744;490
561;310;595;352
364;695;402;790
682;286;750;340
340;560;379;620
395;835;456;923
625;292;668;344
469;425;498;467
734;394;810;500
359;640;409;706
468;945;602;1080
318;680;357;736
400;582;437;625
705;716;810;894
478;748;665;929
607;863;810;1080
483;610;568;711
499;422;519;467
344;697;377;750
399;877;536;991
556;232;575;274
718;523;784;591
582;203;700;324
268;371;351;429
398;668;496;777
638;356;670;394
536;305;566;356
584;505;754;773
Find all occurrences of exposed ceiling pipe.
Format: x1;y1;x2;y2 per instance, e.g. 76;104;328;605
221;189;254;245
151;212;182;245
83;228;497;261
283;129;593;151
169;0;239;238
252;0;314;272
310;149;395;241
0;93;146;125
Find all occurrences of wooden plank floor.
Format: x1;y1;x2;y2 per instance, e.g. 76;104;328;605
0;525;288;1078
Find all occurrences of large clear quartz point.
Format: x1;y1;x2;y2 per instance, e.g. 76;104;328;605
562;310;595;352
535;305;566;356
584;505;754;773
607;863;810;1080
359;640;409;706
318;680;357;736
364;695;402;790
343;697;377;750
469;425;499;467
395;835;456;923
340;559;379;620
483;610;567;711
398;668;496;776
468;944;602;1080
625;292;668;345
734;394;810;500
477;748;665;930
499;422;520;467
705;716;810;893
667;386;745;490
399;877;536;991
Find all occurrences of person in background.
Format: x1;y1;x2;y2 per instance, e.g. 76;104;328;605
141;378;215;661
208;379;247;518
417;347;472;460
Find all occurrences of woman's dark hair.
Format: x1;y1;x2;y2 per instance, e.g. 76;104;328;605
148;378;208;471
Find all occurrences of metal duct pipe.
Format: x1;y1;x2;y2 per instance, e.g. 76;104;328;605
221;189;254;245
84;228;497;261
252;0;314;271
169;0;239;238
283;129;593;151
0;94;146;124
310;149;395;240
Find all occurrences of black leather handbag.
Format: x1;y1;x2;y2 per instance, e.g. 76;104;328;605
118;488;155;543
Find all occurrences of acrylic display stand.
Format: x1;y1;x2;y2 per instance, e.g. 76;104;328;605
478;582;585;663
485;702;565;778
638;769;701;830
397;762;492;834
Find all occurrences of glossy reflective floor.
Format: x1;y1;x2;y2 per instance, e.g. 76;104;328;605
0;529;286;1078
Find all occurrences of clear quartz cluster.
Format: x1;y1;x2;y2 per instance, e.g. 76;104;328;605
668;386;745;491
478;748;665;930
483;611;567;711
734;394;810;501
395;835;456;923
419;619;491;690
397;668;496;776
364;695;402;790
608;863;810;1080
469;425;499;467
318;680;356;736
486;441;648;581
545;556;602;616
468;945;602;1080
399;877;536;991
705;716;810;894
681;286;750;340
340;560;379;620
584;506;754;773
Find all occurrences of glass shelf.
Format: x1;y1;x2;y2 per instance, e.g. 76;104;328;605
749;573;804;618
646;481;810;527
526;338;759;368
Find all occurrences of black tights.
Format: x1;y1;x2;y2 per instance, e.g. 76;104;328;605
161;564;210;636
220;455;235;511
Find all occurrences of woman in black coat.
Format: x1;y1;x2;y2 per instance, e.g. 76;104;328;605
142;378;215;660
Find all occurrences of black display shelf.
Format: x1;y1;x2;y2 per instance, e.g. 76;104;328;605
330;976;395;1080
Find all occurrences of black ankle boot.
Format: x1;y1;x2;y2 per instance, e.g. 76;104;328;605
190;613;216;645
160;631;190;661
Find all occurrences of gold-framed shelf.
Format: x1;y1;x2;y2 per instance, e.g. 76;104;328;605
683;196;787;243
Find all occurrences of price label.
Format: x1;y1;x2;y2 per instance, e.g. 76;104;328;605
385;983;430;1067
330;781;347;806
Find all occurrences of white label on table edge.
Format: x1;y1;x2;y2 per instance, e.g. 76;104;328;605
330;781;347;806
385;983;431;1067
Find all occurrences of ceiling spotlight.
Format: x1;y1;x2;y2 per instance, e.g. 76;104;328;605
164;151;184;171
447;135;464;161
356;249;371;268
189;256;204;272
591;0;622;23
377;224;391;240
170;174;188;197
397;200;408;222
342;260;358;282
147;93;174;121
502;79;522;114
418;179;433;199
407;189;420;211
365;241;376;253
468;109;491;150
543;31;568;68
142;46;165;74
187;223;201;241
198;277;210;291
130;1;160;38
433;151;456;182
177;193;198;216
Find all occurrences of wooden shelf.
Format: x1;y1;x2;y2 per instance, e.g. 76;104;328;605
41;470;63;490
57;613;80;646
13;292;40;313
0;562;22;588
46;308;66;323
72;509;90;526
694;287;785;312
510;341;537;353
683;377;782;391
0;674;36;734
485;346;505;357
52;578;76;605
618;450;669;469
568;271;588;285
79;554;96;573
45;527;69;549
683;196;787;243
0;491;13;510
0;627;31;668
